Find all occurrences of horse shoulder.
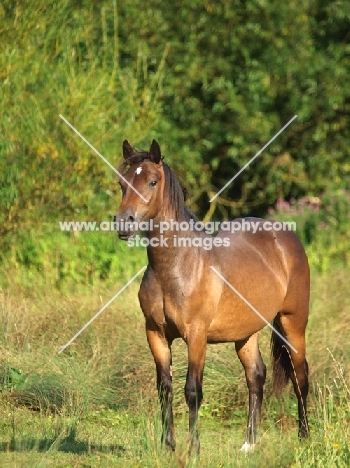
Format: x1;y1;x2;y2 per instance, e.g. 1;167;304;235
138;268;164;325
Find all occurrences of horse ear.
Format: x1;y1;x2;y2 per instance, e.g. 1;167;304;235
149;139;161;164
122;140;134;160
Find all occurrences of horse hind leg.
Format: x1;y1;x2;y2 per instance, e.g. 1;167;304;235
271;308;310;438
235;333;267;451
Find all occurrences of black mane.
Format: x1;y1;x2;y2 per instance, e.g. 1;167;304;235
162;162;196;222
119;151;153;170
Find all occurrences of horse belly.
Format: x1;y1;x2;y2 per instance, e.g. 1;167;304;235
207;302;280;343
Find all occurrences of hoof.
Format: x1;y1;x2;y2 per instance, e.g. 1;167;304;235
188;439;200;457
163;438;176;452
239;442;255;453
165;442;176;452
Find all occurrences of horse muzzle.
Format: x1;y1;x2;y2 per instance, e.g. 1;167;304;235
113;214;137;241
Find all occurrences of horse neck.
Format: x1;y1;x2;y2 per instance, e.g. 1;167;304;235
146;207;205;273
145;165;208;273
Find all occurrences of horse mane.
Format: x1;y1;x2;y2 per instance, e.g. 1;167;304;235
119;151;197;223
162;162;197;222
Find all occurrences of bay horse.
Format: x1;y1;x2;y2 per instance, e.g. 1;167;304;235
115;139;310;453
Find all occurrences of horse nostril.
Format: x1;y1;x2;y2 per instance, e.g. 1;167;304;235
127;215;135;223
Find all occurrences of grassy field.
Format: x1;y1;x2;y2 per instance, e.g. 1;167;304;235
0;263;349;467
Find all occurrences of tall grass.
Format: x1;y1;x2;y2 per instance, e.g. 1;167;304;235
0;267;349;466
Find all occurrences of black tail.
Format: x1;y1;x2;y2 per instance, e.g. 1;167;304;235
271;316;293;394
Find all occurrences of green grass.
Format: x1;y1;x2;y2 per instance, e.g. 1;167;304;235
0;267;349;467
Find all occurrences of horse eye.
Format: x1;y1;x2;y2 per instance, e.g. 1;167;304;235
150;180;157;187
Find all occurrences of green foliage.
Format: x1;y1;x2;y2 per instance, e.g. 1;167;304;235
117;0;350;218
1;0;349;245
0;227;146;290
0;0;165;239
0;365;27;393
269;188;350;272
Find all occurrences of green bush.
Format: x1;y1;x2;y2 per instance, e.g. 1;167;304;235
0;0;165;239
0;227;146;290
269;188;350;272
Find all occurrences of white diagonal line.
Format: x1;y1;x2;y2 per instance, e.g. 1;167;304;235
210;266;298;353
59;114;148;203
58;266;146;354
210;115;297;202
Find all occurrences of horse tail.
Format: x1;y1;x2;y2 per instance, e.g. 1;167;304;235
271;315;293;394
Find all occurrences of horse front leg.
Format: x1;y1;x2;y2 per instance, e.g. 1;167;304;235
146;326;175;450
184;324;207;455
